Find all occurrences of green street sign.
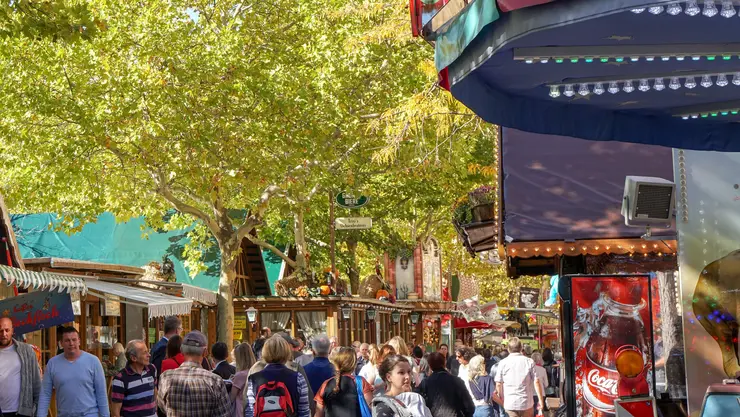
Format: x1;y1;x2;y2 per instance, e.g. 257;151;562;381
336;192;370;209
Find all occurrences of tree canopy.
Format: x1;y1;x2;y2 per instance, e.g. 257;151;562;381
0;0;503;343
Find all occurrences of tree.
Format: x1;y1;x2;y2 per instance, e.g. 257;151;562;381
0;0;431;345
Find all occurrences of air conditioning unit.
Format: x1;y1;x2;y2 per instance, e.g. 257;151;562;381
621;176;675;228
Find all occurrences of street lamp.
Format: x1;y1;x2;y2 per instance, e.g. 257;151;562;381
341;304;352;321
409;311;421;325
391;310;401;324
246;306;258;331
366;306;377;322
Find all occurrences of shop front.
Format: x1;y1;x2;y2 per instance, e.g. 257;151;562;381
233;296;415;346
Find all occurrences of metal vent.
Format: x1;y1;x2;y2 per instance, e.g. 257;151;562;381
634;184;673;219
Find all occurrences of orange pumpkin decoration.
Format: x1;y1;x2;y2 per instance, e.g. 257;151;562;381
320;285;331;296
376;289;390;299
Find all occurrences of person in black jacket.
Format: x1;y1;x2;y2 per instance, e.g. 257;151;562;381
211;341;236;380
150;316;182;376
416;352;475;417
446;339;464;376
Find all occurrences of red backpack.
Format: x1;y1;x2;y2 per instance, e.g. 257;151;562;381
254;381;296;417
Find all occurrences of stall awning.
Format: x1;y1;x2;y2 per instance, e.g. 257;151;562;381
0;264;87;294
181;283;217;306
84;279;192;319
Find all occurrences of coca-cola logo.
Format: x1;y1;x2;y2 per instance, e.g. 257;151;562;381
587;369;618;396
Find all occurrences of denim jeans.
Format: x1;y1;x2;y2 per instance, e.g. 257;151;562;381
474;405;494;417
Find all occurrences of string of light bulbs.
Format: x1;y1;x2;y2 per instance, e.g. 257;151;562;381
632;1;739;18
547;71;740;98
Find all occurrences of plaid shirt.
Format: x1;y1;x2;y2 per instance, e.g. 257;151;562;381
157;361;230;417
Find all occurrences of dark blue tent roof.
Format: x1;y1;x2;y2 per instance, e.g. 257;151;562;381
446;0;740;151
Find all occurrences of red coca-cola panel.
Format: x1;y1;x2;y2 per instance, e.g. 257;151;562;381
571;276;654;417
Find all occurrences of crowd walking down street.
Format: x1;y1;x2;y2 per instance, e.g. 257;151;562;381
0;315;555;417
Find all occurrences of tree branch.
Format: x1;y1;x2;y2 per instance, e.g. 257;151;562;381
150;171;220;237
243;234;297;269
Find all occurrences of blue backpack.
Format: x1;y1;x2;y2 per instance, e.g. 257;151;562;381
356;375;372;417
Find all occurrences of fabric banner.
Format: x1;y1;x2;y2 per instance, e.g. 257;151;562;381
673;149;740;416
0;290;75;335
434;0;499;72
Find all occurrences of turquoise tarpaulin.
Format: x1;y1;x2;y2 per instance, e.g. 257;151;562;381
11;213;282;294
434;0;500;72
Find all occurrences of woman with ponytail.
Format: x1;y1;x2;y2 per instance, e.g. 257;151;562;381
314;347;374;417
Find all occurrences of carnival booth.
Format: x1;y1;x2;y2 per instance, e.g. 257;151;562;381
409;1;740;415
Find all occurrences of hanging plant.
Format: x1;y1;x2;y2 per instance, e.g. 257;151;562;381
468;185;496;206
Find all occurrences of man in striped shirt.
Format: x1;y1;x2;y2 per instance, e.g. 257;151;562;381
111;340;157;417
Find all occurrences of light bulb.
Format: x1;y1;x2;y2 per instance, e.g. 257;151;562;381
630;56;640;62
685;0;701;16
670;77;681;90
721;1;736;17
623;80;635;93
525;58;534;64
701;75;714;88
685;77;697;89
704;0;718;17
631;8;646;13
578;84;590;96
638;79;650;92
646;56;655;62
676;56;686;61
648;6;664;14
662;56;671;61
732;72;740;85
549;85;560;98
593;82;605;95
540;58;549;63
608;82;620;94
654;78;665;91
717;74;729;87
666;3;682;15
563;84;575;97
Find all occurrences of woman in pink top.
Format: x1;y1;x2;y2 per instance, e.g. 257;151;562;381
230;342;257;416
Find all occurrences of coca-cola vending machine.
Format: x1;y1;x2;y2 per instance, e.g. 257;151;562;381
560;275;656;417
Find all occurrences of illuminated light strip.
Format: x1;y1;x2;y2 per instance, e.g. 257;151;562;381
515;43;740;63
632;1;737;18
670;99;740;119
547;70;740;97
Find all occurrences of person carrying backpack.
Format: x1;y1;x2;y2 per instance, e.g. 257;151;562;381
314;347;374;417
244;336;310;417
372;355;432;417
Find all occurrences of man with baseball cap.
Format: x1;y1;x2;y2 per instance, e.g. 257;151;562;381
248;332;315;413
157;331;229;417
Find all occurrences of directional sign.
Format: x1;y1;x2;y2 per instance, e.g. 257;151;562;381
336;192;370;209
335;217;372;230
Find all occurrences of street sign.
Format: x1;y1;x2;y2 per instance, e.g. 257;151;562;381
335;217;372;230
336;192;370;209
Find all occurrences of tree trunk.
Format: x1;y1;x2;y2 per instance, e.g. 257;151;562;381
346;238;360;294
217;253;237;348
294;209;308;273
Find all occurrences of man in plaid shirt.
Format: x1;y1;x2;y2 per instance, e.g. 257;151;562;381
157;331;230;417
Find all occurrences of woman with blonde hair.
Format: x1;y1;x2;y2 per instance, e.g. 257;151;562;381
388;337;419;386
359;344;396;396
244;336;310;417
230;343;256;416
465;355;497;417
314;347;373;417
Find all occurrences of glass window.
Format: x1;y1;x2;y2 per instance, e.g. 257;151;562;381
700;394;740;417
261;311;291;333
295;311;327;339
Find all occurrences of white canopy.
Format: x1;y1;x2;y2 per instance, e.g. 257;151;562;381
0;264;87;294
85;279;192;319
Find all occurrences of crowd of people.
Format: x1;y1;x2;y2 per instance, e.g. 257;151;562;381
0;315;561;417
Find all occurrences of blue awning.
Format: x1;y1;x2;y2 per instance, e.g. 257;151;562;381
445;0;740;151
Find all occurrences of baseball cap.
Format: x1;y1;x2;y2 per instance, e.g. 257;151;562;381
182;330;208;348
275;332;299;347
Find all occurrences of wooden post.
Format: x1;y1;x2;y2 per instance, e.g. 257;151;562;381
329;192;336;287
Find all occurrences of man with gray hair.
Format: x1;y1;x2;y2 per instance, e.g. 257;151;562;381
303;334;334;395
157;331;229;417
494;338;544;417
111;340;157;417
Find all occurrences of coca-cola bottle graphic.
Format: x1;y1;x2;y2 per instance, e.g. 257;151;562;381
574;279;649;417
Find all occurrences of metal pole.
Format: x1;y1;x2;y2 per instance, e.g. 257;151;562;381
329;191;336;288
